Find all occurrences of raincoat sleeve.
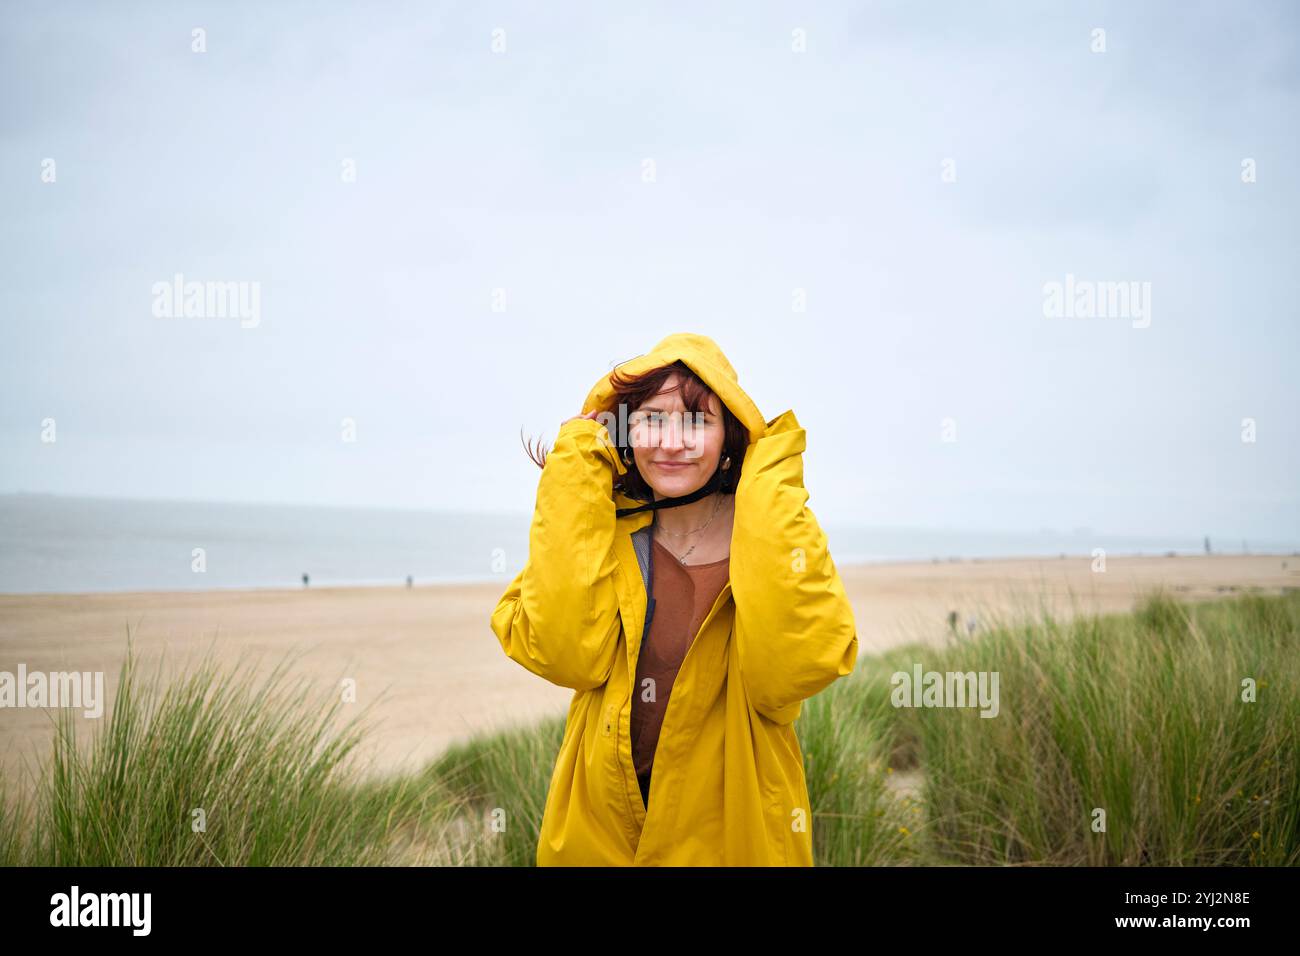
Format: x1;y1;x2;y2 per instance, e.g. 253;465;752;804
731;409;859;725
490;416;626;691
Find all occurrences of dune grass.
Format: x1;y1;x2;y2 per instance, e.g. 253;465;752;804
892;587;1299;865
1;642;481;865
2;589;1295;866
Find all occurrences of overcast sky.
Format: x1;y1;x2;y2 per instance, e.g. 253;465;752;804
2;0;1297;544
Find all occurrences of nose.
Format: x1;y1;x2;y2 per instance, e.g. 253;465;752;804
659;414;685;451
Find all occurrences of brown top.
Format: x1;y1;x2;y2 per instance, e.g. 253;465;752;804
630;538;730;809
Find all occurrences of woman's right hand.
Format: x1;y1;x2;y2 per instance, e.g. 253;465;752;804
561;409;602;429
560;409;621;461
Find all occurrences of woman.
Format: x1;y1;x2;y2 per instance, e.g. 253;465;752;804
490;332;858;866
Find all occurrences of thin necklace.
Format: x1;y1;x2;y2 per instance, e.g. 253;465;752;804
654;493;723;565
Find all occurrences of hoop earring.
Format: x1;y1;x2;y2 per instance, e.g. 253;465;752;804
621;447;633;466
721;455;731;471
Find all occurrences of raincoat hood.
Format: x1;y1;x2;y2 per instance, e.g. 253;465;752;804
580;332;795;522
580;332;770;444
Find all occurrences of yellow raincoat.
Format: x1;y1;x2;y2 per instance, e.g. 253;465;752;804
490;333;858;865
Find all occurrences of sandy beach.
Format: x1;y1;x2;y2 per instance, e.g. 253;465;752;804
1;553;1296;799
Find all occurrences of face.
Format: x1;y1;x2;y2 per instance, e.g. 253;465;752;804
627;373;726;498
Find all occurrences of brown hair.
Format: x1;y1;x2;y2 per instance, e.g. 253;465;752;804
521;359;750;501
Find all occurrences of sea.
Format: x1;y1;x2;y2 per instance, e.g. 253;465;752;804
1;493;1294;595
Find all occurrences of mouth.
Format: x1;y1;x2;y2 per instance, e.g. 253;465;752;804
653;462;694;471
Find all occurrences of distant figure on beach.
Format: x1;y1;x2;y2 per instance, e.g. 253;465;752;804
302;572;309;588
406;575;413;588
1204;536;1211;554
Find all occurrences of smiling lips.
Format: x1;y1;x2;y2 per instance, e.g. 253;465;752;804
654;462;693;470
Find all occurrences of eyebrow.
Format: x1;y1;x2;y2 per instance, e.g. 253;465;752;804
636;406;716;416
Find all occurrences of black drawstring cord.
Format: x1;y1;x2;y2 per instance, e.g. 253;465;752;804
615;464;725;518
